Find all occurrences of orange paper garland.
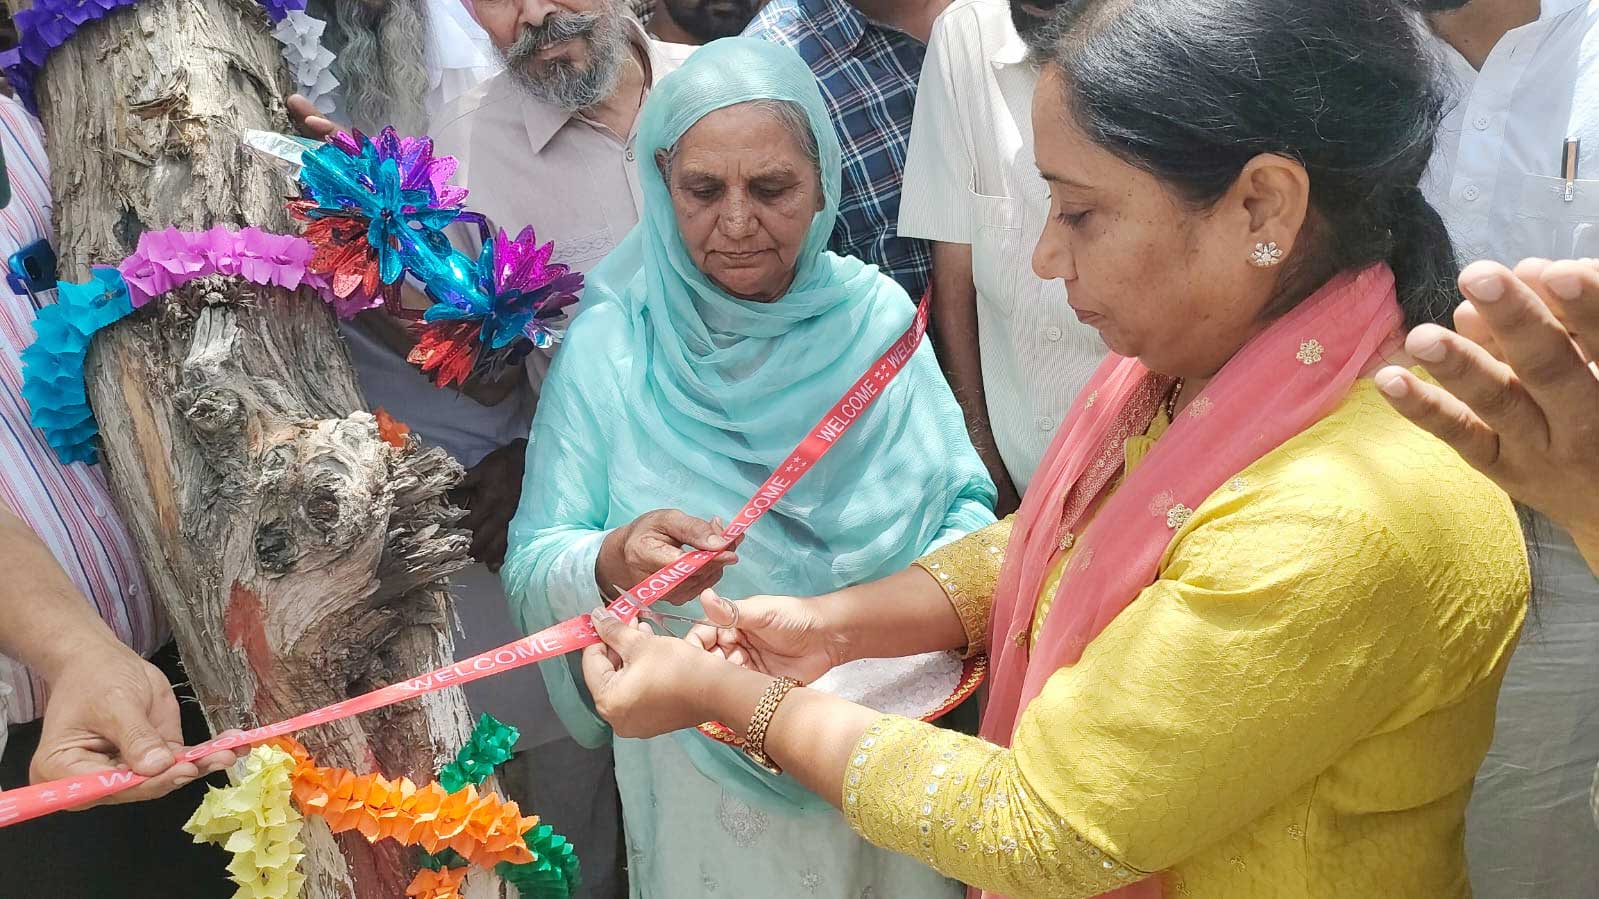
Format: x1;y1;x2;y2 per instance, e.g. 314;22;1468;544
272;738;538;868
405;866;468;899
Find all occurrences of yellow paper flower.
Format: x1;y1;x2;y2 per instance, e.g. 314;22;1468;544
184;744;307;899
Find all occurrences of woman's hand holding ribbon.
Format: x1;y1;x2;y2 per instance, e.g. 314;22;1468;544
582;607;760;739
684;590;847;684
596;510;740;605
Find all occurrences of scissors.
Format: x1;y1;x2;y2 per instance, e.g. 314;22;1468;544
610;586;741;637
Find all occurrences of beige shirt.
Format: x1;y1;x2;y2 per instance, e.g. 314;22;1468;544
898;0;1104;492
337;27;694;750
427;24;696;391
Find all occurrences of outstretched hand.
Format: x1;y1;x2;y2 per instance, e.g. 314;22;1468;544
1377;258;1599;569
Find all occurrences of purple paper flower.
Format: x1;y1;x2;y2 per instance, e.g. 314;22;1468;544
423;226;584;351
117;226;334;309
236;227;317;290
8;0;292;113
200;226;245;276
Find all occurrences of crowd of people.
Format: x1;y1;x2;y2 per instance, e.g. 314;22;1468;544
0;0;1596;896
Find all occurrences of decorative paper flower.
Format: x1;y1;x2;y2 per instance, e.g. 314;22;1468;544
117;226;327;308
257;0;309;23
498;824;583;899
290;127;465;314
19;268;135;465
274;737;538;868
272;11;339;117
374;408;412;449
405;866;468;899
4;0;301;114
424;227;583;351
183;744;307;899
406;321;483;389
438;714;520;794
405;227;583;387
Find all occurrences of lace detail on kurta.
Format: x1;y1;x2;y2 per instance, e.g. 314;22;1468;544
842;715;1149;898
912;517;1014;657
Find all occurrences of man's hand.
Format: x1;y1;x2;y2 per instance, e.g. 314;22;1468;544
450;439;529;571
29;642;236;806
1377;258;1599;569
286;93;337;141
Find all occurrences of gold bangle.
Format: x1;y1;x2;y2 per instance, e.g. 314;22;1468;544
742;676;802;775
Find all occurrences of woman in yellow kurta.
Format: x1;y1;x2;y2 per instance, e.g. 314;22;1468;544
572;1;1531;896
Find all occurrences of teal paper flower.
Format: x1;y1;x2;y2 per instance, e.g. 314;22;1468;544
19;268;135;465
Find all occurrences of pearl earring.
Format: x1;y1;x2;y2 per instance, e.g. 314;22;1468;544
1249;241;1284;268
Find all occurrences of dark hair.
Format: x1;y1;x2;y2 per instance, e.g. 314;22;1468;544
1041;0;1459;329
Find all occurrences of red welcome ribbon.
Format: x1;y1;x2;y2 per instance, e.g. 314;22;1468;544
0;295;931;827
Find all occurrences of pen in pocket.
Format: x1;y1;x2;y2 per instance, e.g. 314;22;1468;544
1563;138;1580;203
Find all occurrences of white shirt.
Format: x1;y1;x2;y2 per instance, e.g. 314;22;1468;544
423;0;501;118
1420;4;1599;897
897;0;1105;492
1423;0;1599;264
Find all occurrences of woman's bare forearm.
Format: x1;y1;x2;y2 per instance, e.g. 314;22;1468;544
822;566;969;664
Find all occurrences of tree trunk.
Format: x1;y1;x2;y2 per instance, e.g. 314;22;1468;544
10;0;501;895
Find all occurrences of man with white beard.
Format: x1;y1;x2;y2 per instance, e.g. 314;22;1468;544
291;4;692;895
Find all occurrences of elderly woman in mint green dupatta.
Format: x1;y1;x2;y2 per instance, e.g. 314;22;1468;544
500;37;994;899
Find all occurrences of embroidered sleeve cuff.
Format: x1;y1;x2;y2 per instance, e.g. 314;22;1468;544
912;517;1012;657
842;715;1150;899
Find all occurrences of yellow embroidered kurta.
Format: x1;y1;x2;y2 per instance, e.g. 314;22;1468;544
843;380;1529;898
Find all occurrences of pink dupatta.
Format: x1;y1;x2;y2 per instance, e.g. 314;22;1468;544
977;265;1403;899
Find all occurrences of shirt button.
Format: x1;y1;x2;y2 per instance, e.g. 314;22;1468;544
91;505;108;518
625;147;636;162
1473;114;1490;130
1463;184;1480;201
1036;416;1056;433
1044;326;1063;342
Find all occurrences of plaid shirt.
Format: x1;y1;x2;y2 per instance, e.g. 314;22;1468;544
744;0;931;301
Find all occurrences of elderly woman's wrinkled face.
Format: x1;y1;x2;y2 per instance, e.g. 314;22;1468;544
662;104;824;302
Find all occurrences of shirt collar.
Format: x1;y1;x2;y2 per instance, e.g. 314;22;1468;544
801;0;871;53
1539;0;1589;21
519;17;657;153
991;18;1030;68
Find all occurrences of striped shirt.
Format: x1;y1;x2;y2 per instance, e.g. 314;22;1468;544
0;95;161;727
744;0;932;301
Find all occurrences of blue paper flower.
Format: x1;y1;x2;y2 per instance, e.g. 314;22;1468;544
422;227;584;351
19;268;135;465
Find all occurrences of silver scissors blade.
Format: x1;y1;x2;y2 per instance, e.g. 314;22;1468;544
611;586;737;635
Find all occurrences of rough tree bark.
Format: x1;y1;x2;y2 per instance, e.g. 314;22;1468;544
8;0;504;895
